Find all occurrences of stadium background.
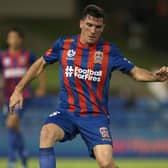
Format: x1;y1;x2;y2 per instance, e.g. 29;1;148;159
0;0;168;167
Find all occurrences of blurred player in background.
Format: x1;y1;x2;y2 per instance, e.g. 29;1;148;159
9;5;168;168
0;27;46;168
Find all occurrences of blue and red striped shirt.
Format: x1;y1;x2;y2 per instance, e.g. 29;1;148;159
43;35;135;117
0;49;36;102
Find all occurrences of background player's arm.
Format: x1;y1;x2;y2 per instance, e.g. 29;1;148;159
35;70;46;97
0;53;3;107
130;66;168;82
9;56;46;112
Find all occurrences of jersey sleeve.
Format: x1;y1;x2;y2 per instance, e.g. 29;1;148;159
110;45;135;73
42;38;62;64
29;51;37;65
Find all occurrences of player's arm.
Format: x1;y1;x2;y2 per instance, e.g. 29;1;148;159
0;53;3;107
35;70;46;97
130;66;168;82
9;56;46;113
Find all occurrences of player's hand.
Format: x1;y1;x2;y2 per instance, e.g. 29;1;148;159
155;66;168;82
9;88;23;114
35;87;46;97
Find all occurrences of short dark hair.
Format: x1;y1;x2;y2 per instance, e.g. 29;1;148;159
8;27;24;39
81;4;104;20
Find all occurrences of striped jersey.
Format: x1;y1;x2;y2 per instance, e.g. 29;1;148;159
43;35;135;117
0;49;36;102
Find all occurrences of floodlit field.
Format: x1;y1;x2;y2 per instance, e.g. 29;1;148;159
1;158;168;168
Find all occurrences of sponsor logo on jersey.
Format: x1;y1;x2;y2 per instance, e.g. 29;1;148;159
99;127;111;141
65;66;102;82
4;68;26;78
94;51;103;64
3;57;11;67
66;49;76;60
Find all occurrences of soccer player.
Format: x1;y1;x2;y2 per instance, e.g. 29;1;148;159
9;5;168;168
0;27;46;168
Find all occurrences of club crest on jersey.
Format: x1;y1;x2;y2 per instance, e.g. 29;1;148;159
99;127;111;141
3;57;11;67
94;51;103;64
66;49;76;60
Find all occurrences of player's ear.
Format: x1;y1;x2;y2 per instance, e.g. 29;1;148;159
80;19;84;29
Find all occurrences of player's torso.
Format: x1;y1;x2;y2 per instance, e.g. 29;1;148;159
1;49;30;78
58;36;112;116
1;49;31;101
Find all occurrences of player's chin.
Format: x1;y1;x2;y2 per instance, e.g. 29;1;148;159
87;39;97;45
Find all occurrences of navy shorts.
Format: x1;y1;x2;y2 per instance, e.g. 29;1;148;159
2;99;30;118
44;110;113;158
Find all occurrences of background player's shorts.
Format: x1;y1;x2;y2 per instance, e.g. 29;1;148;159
44;110;113;158
2;99;30;118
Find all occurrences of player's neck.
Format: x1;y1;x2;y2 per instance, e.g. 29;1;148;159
9;47;21;55
79;34;98;48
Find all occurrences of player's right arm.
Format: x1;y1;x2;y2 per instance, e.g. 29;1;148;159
9;57;46;113
9;38;62;113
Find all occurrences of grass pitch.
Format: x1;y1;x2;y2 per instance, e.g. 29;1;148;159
1;158;168;168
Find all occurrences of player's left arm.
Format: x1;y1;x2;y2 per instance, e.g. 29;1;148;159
130;66;168;82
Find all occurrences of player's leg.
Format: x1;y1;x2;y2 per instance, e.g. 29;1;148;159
93;144;117;168
6;111;20;168
39;111;77;168
6;104;27;168
39;123;64;168
78;115;118;168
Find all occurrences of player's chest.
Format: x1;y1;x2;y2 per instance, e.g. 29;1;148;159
60;47;110;81
61;47;109;70
2;55;28;69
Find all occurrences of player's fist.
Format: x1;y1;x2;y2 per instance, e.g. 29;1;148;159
9;88;23;114
155;66;168;82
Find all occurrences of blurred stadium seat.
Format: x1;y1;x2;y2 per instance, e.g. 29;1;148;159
1;95;168;157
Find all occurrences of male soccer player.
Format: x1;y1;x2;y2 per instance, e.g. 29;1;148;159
9;5;168;168
0;27;46;168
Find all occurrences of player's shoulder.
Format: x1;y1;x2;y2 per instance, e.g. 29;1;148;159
52;35;77;49
0;49;8;59
21;49;36;57
104;41;121;57
98;39;119;54
0;49;8;55
54;35;77;43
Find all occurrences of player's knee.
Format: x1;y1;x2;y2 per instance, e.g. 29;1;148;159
97;157;113;168
40;126;55;142
40;124;65;147
95;149;115;168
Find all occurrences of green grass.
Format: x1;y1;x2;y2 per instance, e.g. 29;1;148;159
1;158;168;168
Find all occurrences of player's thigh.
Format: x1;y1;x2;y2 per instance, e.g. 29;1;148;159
78;115;113;158
93;144;115;166
41;110;78;143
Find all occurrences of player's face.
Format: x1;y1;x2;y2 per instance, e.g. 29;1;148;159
7;31;23;49
80;15;105;45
